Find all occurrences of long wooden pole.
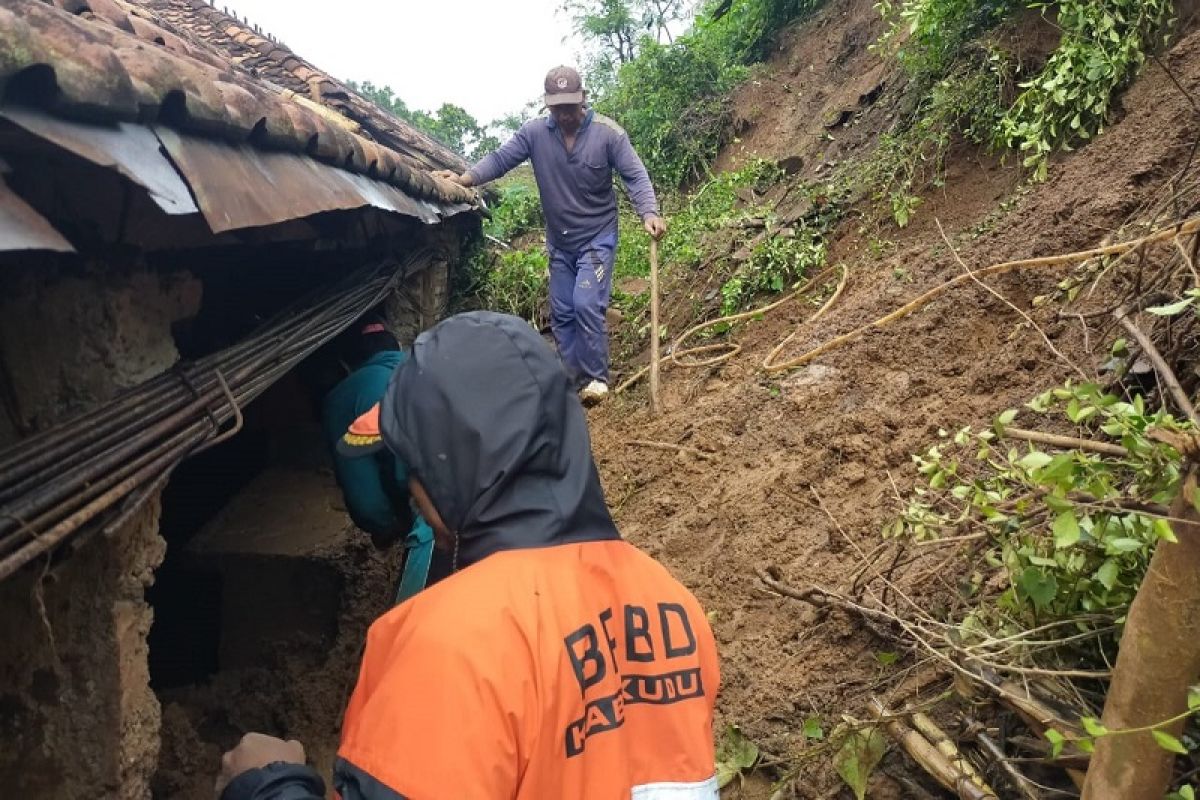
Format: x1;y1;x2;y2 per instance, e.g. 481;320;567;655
649;238;662;415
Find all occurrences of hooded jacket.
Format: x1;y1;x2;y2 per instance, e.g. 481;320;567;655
223;312;719;800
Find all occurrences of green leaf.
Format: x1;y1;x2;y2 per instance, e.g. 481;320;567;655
1016;568;1058;610
875;651;899;666
1082;717;1109;737
1054;511;1081;548
1019;451;1054;471
997;409;1018;428
1044;494;1073;513
1155;518;1179;543
1108;538;1145;553
1147;297;1195;316
803;716;825;740
1095;559;1120;591
1153;729;1189;755
1188;685;1200;711
834;727;887;800
715;726;759;788
1045;728;1065;757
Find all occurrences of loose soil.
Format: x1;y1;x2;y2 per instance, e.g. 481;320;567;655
589;12;1200;796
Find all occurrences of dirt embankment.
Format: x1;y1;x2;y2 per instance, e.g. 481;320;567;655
590;8;1200;794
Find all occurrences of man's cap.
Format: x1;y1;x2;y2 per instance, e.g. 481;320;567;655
543;66;584;107
336;403;386;458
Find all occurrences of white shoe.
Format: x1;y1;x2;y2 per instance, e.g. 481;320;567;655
579;380;609;405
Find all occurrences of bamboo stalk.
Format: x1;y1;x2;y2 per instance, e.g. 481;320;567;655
868;698;998;800
909;711;988;788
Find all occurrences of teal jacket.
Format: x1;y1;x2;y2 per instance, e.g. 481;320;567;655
322;351;409;540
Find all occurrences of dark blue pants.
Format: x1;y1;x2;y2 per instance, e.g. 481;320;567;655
548;230;617;384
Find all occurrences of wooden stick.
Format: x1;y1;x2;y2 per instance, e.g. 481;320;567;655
1116;305;1200;425
626;439;714;461
868;698;999;800
1002;427;1129;458
649;238;662;416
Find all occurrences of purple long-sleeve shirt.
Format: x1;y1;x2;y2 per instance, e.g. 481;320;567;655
467;110;659;252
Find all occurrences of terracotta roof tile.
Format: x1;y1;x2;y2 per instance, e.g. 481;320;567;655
0;0;475;207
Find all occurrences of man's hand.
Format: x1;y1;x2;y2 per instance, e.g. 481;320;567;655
643;214;667;240
215;733;306;796
433;170;473;187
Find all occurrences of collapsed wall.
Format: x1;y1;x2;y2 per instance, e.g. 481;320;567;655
0;235;460;798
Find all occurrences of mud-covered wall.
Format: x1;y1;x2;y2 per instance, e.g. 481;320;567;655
0;499;165;798
0;261;202;798
0;263;202;446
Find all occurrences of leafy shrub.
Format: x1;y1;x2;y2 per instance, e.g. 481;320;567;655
999;0;1175;179
720;228;827;314
892;380;1191;633
484;177;544;242
475;247;549;326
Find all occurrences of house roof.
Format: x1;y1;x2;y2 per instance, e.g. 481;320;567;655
0;0;477;212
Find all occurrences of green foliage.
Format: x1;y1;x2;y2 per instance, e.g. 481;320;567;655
876;0;1016;82
891;381;1192;634
720;227;827;314
843;48;1011;227
597;34;746;187
483;175;544;241
715;725;760;788
472;247;549;326
615;157;785;283
833;726;886;800
999;0;1175;179
874;0;1174;187
563;0;689;90
591;0;826;187
347;81;500;161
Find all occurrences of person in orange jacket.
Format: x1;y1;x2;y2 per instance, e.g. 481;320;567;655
216;310;721;800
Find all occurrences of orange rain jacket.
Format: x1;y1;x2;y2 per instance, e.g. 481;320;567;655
222;312;720;800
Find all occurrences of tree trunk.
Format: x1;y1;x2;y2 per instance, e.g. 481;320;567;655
1083;468;1200;799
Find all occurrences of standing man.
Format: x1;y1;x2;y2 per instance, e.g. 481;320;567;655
437;66;666;404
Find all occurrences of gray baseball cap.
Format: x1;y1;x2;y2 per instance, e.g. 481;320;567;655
543;65;585;107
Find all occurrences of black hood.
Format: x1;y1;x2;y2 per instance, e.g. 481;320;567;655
379;311;619;568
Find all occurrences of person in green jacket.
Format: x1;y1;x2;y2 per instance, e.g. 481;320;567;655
322;315;444;602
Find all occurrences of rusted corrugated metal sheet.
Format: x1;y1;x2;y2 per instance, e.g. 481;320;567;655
154;127;462;233
1;108;199;216
0;178;74;253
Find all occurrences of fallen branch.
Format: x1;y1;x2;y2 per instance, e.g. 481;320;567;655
626;439;715;461
973;729;1042;800
868;698;999;800
782;216;1200;369
754;567;899;640
1002;427;1129;458
1115;304;1200;425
